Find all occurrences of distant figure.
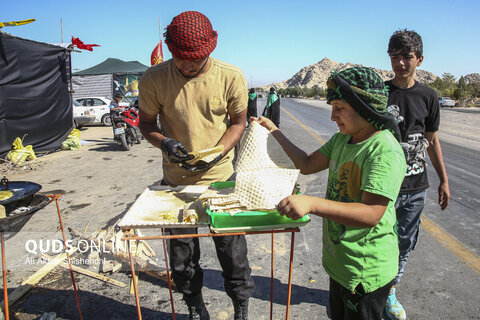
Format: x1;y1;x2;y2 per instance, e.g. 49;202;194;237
109;94;124;113
247;88;257;122
262;87;280;128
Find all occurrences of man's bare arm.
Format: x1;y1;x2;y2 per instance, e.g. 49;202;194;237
138;109;165;149
216;108;247;156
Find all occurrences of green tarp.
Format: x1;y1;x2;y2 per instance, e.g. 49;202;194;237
73;58;148;75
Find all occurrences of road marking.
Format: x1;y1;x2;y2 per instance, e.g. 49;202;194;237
283;105;480;275
281;107;326;144
421;217;480;274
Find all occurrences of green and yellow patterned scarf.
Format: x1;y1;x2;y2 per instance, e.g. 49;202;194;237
326;66;401;140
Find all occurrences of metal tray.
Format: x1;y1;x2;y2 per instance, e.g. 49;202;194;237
0;180;42;205
118;184;211;230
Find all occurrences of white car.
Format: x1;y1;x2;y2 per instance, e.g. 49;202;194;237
439;97;455;108
74;96;129;126
73;100;96;129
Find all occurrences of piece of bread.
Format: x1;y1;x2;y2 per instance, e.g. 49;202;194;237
185;145;224;165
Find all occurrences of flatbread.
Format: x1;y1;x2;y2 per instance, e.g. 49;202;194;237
198;187;234;201
182;201;204;223
0;190;13;201
233;122;299;210
235;122;296;172
186;145;224;165
234;168;299;210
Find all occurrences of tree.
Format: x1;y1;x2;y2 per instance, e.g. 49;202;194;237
428;73;457;97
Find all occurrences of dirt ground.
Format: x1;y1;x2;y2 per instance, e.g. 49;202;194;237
1;105;479;320
2;124;304;320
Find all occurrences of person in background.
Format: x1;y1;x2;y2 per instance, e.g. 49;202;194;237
109;93;124;112
384;29;450;320
137;11;254;320
262;87;280;128
254;67;406;320
246;88;257;122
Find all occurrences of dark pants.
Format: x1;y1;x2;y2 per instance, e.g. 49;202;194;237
167;227;255;301
329;278;392;320
393;189;427;285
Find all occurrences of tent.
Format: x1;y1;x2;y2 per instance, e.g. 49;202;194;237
0;32;73;158
72;58;148;100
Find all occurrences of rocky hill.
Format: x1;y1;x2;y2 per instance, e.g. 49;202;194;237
462;73;480;84
267;57;438;89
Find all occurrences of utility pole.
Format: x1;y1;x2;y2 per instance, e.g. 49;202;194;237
60;18;63;43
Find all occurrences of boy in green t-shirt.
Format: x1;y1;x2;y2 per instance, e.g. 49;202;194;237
253;67;406;320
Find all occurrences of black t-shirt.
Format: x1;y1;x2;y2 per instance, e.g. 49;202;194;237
385;80;440;193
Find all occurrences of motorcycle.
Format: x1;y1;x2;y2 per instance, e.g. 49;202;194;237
111;106;142;151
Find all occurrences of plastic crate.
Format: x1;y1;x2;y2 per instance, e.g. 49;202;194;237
207;181;310;233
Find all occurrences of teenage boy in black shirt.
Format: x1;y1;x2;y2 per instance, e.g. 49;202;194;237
384;29;450;320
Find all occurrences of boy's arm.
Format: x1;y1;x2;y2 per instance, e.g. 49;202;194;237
256;116;330;174
425;131;450;210
276;191;389;228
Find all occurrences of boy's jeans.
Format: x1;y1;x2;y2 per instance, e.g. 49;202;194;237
393;189;427;285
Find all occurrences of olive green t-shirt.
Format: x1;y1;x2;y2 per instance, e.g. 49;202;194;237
138;58;247;186
319;130;406;293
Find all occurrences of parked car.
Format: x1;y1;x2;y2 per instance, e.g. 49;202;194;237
439;97;455;108
74;96;129;126
73;100;96;129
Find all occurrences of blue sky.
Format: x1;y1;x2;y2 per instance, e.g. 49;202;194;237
2;0;479;87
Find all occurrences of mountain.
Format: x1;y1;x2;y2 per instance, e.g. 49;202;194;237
267;57;438;89
462;73;480;84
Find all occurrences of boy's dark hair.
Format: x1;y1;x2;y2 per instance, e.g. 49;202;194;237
388;29;423;58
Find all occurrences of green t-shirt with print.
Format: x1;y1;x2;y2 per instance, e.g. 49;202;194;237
319;130;406;293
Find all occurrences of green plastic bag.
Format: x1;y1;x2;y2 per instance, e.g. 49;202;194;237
61;129;82;150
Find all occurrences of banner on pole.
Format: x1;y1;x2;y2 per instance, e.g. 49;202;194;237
150;41;164;66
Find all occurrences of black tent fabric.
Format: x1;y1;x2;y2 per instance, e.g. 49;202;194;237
0;33;73;158
73;58;148;75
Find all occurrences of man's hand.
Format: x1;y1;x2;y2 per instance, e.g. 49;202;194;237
160;138;193;163
180;154;223;172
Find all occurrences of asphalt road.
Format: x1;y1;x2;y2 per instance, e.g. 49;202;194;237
259;97;480;320
2;99;479;320
277;98;480;256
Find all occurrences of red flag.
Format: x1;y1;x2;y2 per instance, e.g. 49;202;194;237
71;36;100;51
150;41;163;66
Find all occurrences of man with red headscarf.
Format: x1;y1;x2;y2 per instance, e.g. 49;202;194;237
138;11;253;320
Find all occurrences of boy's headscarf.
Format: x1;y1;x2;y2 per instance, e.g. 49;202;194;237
326;67;401;140
164;11;218;61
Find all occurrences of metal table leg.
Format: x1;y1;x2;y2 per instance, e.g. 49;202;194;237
1;232;9;320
